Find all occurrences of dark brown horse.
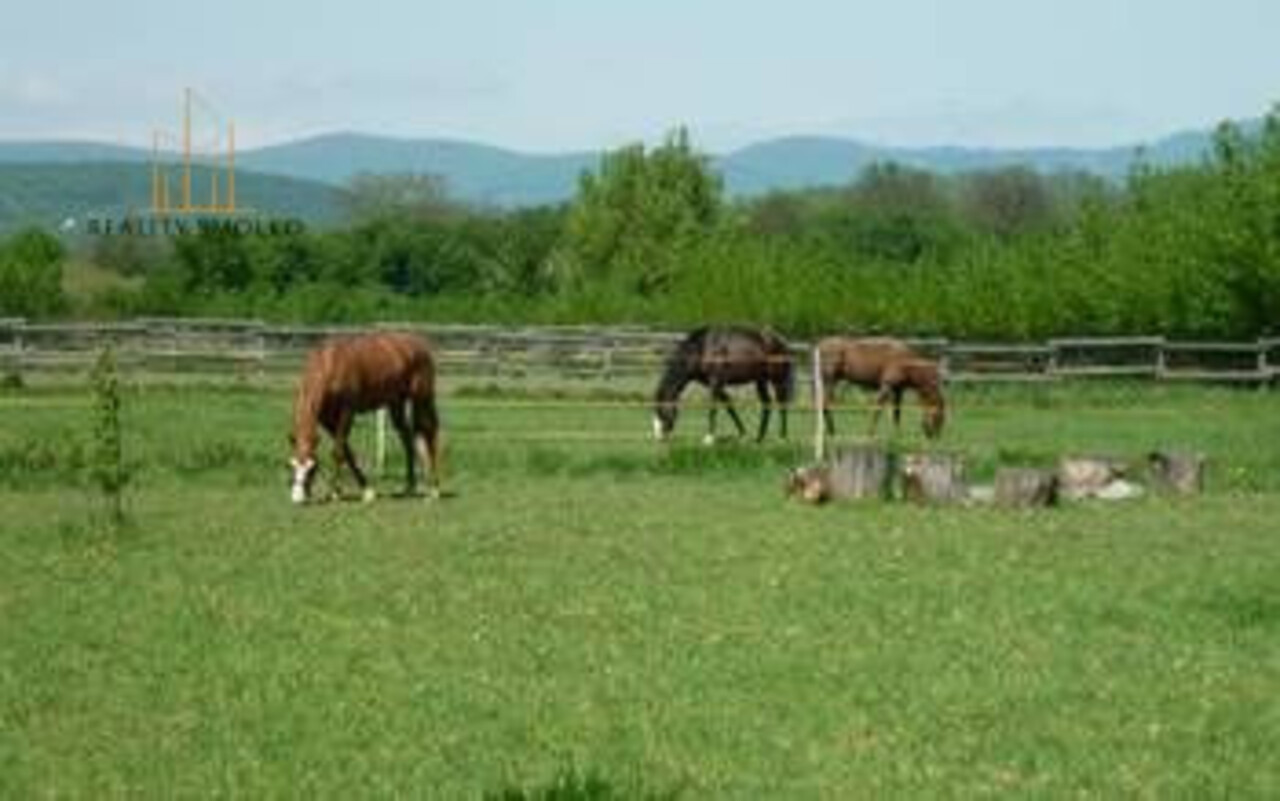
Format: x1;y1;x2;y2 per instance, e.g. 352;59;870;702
290;332;441;503
816;336;946;439
653;326;795;443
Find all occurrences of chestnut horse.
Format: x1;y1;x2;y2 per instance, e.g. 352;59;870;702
289;332;441;503
653;326;795;443
816;336;946;439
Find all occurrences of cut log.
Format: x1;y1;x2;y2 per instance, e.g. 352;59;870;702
994;467;1059;508
785;465;833;505
900;452;966;504
826;444;893;500
1148;451;1205;495
1058;456;1128;500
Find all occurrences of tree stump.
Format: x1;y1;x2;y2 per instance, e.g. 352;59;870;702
994;467;1059;508
825;444;893;500
900;452;966;504
1148;451;1205;495
785;465;833;505
1058;456;1128;500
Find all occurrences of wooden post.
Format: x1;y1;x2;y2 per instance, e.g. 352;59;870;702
995;468;1059;507
812;346;825;463
900;452;966;504
785;464;833;504
1058;456;1127;500
375;408;388;478
822;444;893;500
1148;451;1205;495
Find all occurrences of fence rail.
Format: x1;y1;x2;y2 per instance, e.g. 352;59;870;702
0;318;1275;387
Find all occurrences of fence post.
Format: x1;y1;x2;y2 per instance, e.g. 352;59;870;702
10;319;26;385
601;337;614;382
812;346;825;463
375;408;387;478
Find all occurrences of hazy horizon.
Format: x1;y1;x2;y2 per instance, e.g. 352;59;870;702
2;0;1277;153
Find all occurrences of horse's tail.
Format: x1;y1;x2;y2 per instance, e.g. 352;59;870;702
408;354;444;488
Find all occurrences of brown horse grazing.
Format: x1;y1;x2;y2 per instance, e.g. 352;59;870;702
816;336;946;439
290;332;442;504
653;326;795;443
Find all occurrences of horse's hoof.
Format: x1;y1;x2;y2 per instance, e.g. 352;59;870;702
702;433;717;447
361;487;377;503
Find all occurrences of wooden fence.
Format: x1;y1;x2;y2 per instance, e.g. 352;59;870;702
0;318;1276;387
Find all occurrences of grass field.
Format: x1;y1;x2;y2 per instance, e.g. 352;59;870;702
2;381;1279;796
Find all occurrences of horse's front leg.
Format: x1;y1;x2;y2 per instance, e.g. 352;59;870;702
713;385;747;440
334;410;373;502
821;380;837;437
754;380;773;443
892;387;905;430
869;385;893;436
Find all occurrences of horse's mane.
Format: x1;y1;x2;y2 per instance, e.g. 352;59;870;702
655;328;708;401
292;345;335;451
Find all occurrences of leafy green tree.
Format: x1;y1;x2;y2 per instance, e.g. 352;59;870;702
344;172;455;223
559;128;723;294
819;162;963;263
959;166;1058;240
170;228;253;293
89;231;168;277
742;190;808;238
0;227;67;317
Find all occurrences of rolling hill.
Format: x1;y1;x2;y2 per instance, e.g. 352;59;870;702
0;119;1248;228
0;162;349;235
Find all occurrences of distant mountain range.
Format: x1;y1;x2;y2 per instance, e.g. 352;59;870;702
0;162;349;235
0;120;1248;232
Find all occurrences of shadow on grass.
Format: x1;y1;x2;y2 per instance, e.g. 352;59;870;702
1201;586;1280;632
485;762;683;801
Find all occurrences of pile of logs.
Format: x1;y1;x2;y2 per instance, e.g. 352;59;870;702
787;445;1206;507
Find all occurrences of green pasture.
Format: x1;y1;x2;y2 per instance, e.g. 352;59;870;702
1;381;1278;796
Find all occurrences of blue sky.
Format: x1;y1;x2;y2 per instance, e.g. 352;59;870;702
2;0;1277;152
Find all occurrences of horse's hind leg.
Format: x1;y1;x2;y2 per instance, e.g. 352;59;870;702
389;402;416;495
411;395;442;499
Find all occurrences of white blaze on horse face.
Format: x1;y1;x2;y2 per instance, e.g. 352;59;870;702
290;457;315;504
652;415;665;441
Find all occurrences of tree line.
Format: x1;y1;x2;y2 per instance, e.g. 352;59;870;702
5;110;1280;340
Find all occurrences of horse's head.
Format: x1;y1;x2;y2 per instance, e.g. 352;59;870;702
288;431;318;504
652;354;692;441
922;401;946;439
904;360;946;439
652;399;678;441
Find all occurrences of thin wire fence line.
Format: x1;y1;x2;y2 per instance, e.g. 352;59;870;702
0;395;1237;415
